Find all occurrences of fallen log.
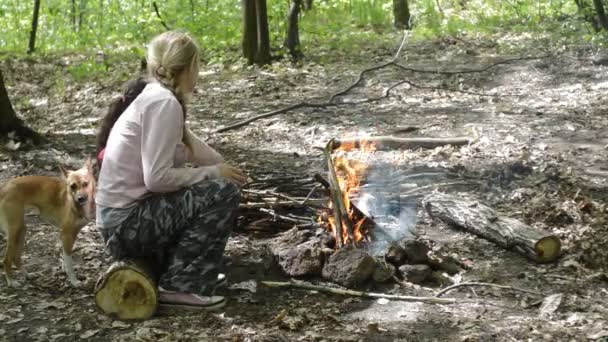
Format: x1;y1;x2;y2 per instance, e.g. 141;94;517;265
423;193;561;263
94;259;160;320
332;136;471;151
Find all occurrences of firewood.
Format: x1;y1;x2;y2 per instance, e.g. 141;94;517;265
332;136;471;151
423;193;561;263
94;259;159;320
323;139;354;247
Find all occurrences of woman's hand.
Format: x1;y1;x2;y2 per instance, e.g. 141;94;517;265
217;163;247;186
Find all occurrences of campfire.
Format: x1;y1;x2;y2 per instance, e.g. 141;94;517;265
320;138;377;248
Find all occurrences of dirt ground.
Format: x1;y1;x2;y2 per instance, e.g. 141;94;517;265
1;32;608;341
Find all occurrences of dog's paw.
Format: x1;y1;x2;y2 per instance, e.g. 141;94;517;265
5;278;21;288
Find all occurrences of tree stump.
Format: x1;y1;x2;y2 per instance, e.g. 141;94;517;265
424;193;561;263
94;259;159;320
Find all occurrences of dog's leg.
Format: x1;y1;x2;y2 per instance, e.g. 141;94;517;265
2;229;20;288
60;229;80;287
1;211;24;288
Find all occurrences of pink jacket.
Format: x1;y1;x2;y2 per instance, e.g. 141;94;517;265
96;82;223;208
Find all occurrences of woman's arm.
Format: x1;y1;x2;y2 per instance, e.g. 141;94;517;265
141;98;218;192
183;127;224;166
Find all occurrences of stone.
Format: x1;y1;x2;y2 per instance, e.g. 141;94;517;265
399;239;430;264
398;264;431;284
268;227;330;277
322;245;376;288
385;244;406;266
372;258;396;283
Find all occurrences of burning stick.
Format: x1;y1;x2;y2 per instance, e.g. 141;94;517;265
322;139;354;247
332;136;471;151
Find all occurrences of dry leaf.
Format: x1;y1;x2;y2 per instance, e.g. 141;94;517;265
79;329;99;339
539;293;562;318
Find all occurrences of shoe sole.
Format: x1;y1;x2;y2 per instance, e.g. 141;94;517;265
158;298;226;312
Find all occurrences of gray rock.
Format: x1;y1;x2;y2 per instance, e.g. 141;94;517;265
269;227;330;277
398;264;431;284
372;258;396;283
399;239;430;264
385;244;406;266
322;245;376;288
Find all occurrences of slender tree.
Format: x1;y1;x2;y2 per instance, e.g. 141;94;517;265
255;0;271;65
242;0;258;64
28;0;41;54
393;0;411;29
71;0;77;30
0;69;41;143
241;0;270;65
285;0;303;60
593;0;608;30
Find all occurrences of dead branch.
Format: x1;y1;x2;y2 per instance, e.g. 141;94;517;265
152;2;171;31
213;26;549;134
258;208;318;227
239;198;326;209
435;282;543;298
261;280;456;304
392;275;434;293
400;181;478;196
392;54;551;75
333;136;471;151
330;31;410;102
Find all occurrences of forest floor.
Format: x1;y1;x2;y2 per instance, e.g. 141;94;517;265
1;31;608;341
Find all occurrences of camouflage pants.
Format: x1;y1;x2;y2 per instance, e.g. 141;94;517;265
99;179;240;295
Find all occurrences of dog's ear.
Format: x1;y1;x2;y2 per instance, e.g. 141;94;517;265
58;164;69;179
84;157;94;172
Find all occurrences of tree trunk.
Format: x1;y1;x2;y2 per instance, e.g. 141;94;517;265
28;0;41;54
71;0;77;30
242;0;258;65
423;193;562;263
304;0;313;10
576;0;601;31
255;0;271;65
593;0;608;30
78;0;86;31
0;69;42;143
94;259;160;320
393;0;411;29
285;0;303;60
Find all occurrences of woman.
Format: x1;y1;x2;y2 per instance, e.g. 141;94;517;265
96;31;246;310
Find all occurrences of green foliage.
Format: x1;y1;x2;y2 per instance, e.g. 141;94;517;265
0;0;602;61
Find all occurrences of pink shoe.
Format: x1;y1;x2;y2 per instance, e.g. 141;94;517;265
158;288;226;311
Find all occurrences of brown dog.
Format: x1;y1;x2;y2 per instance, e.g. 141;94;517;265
0;159;96;287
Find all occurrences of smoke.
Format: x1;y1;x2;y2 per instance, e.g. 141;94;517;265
355;163;417;256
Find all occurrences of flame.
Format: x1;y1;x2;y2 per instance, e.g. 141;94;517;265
324;139;376;246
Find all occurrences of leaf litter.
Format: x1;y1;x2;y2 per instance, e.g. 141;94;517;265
0;32;607;341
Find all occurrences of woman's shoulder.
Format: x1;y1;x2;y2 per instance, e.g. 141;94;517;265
140;82;177;102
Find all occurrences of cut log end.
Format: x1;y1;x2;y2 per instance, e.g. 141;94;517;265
535;236;561;263
95;262;159;320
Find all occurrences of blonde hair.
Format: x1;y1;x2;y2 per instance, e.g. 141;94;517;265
146;31;200;148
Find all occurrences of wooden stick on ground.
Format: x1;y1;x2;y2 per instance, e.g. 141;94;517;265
261;280;456;305
423;193;562;263
435;282;543;298
333;136;471;151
